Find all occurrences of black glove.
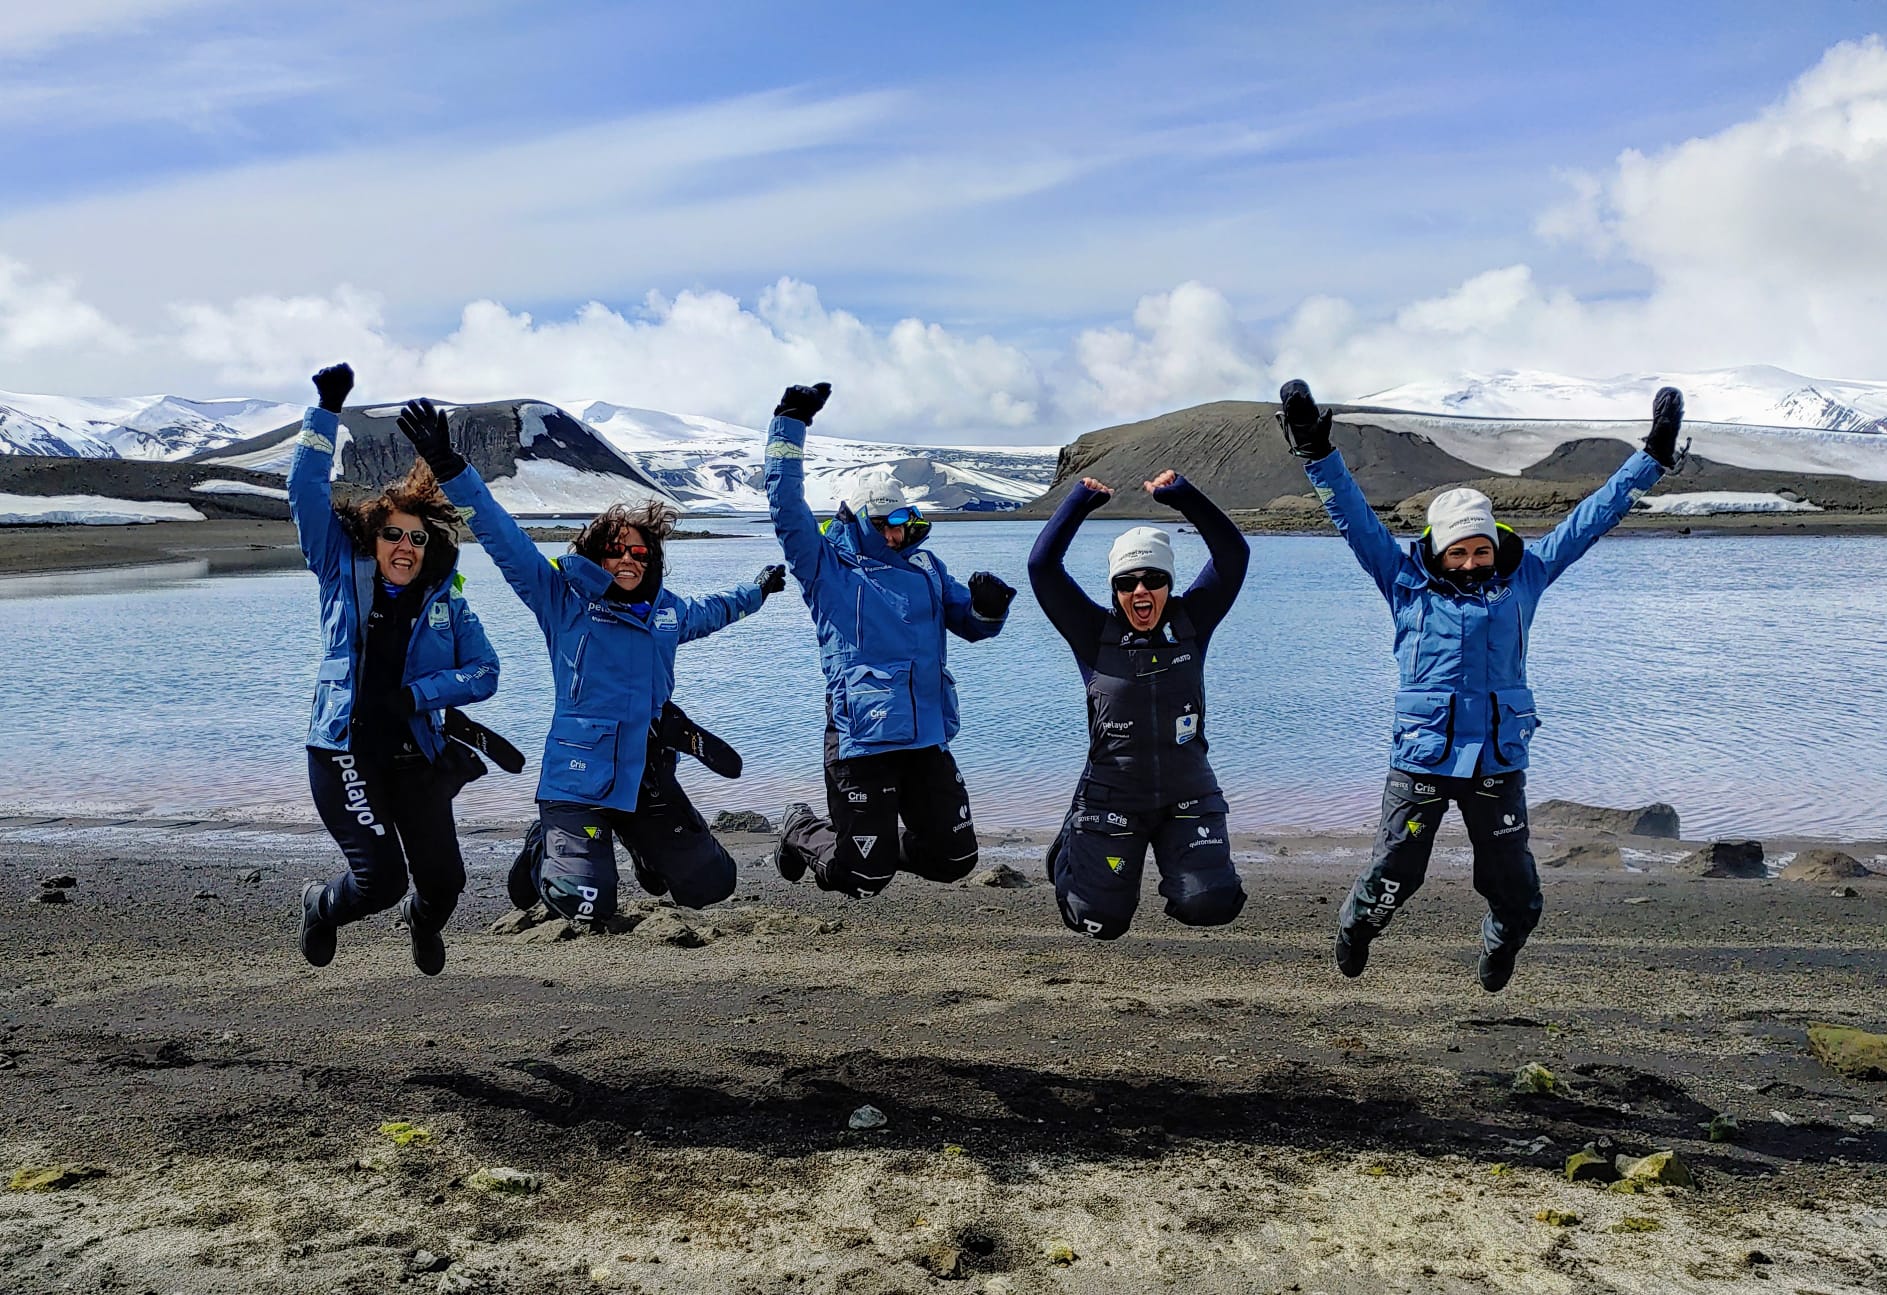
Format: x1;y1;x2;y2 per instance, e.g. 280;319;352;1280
968;571;1016;619
311;363;354;413
395;398;467;481
774;382;832;425
757;563;786;599
1644;386;1684;469
1275;379;1335;460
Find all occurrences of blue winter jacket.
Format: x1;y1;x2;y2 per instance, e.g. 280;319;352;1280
1305;447;1666;777
287;408;500;758
441;464;764;811
764;415;1007;760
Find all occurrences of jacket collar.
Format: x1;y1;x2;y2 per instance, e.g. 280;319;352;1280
1404;523;1524;594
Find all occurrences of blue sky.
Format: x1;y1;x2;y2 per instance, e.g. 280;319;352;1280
1;1;1884;433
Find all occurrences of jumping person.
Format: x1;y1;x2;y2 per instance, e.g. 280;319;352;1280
763;382;1017;897
1029;470;1251;939
290;364;500;976
1031;471;1252;938
1279;379;1684;991
394;398;783;924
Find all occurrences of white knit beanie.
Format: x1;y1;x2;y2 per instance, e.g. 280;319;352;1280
1108;526;1176;580
1427;488;1498;554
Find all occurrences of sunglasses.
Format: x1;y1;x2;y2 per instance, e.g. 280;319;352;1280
600;543;652;562
874;507;922;528
1110;569;1172;594
377;525;430;548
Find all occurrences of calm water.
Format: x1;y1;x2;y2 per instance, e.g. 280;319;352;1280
3;521;1884;838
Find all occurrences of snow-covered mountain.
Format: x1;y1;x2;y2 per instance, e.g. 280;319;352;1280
0;391;303;460
579;402;1057;512
1358;366;1887;434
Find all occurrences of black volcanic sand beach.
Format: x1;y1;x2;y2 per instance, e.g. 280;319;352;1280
3;815;1885;1293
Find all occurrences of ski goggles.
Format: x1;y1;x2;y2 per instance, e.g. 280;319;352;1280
599;543;652;562
1110;569;1172;594
874;506;923;529
377;525;430;547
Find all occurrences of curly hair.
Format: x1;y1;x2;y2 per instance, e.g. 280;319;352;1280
332;460;461;588
572;499;679;575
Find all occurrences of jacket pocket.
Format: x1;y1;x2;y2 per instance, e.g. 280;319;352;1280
940;666;961;742
841;664;915;746
1493;687;1540;764
1391;689;1454;767
546;715;617;801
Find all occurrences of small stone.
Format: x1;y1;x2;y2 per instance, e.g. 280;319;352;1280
1539;842;1622;870
1833;885;1861;898
488;907;542;935
192;890;220;901
636;912;705;948
465;1166;540;1194
710;810;773;834
1564;1144;1617;1182
9;1164;106;1191
1616;1150;1693;1187
520;919;578;944
1806;1022;1887;1080
1850;1113;1877;1126
919;1245;965;1278
1743;1250;1772;1266
39;875;76;889
848;1104;887;1130
438;1268;479;1293
1622;896;1651;905
410;1249;449;1273
33;890;68;905
1682;840;1764;878
1512;1062;1572;1097
1535;1208;1580;1226
238;869;263;884
974;864;1031;889
1611;1216;1662;1233
1707;1112;1739;1143
1043;1239;1077;1265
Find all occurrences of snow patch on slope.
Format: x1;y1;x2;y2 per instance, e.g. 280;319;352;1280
1635;491;1822;515
482;460;669;516
191;479;290;501
0;493;206;525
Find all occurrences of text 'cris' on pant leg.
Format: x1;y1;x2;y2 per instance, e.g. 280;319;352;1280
826;755;902;898
1055;805;1149;940
1343;770;1446;935
538;804;619;923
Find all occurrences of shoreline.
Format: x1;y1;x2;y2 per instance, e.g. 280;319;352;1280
6;509;1887;578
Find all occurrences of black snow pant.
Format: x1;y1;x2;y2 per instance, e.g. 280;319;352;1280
307;746;464;932
779;733;980;898
528;748;737;923
1339;768;1542;957
1047;788;1244;939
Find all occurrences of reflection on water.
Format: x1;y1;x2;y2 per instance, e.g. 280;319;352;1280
0;559;211;600
3;523;1885;839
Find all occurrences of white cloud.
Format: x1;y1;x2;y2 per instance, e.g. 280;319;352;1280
1280;36;1887;399
0;256;132;357
0;0;225;58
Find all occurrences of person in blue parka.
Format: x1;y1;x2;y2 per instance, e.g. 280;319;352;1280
290;364;500;976
395;398;784;924
763;382;1017;898
1278;379;1685;992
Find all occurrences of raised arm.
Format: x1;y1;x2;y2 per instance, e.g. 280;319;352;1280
674;577;768;644
398;399;566;624
1280;380;1405;600
1528;387;1682;587
286;364;357;582
764;383;857;612
408;587;501;711
1027;480;1111;654
1149;472;1248;635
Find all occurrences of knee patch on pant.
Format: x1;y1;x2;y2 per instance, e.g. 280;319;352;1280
662;847;737;909
903;827;978;882
1165;882;1245;928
